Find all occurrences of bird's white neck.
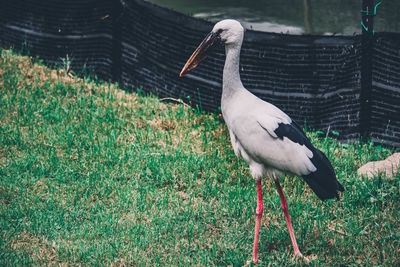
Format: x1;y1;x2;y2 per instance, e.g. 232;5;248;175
222;43;243;100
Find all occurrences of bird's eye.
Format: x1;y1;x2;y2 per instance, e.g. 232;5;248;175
217;29;223;34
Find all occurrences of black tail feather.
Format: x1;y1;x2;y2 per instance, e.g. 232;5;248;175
302;147;344;200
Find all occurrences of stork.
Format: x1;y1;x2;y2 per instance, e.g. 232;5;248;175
179;19;344;263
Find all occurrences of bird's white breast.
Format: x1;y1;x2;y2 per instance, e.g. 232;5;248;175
222;88;316;180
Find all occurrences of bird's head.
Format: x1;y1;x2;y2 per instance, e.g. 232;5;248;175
213;19;244;45
179;19;244;77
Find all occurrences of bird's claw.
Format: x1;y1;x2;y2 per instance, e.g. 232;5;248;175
294;251;303;258
292;251;310;263
245;258;261;266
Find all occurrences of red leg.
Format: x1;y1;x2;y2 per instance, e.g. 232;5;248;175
274;179;303;257
252;179;263;263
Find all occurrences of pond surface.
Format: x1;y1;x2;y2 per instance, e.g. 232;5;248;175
149;0;400;35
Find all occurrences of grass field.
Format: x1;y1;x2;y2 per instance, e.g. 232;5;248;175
0;48;399;266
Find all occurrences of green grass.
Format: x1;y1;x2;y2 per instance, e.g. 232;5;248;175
0;48;399;266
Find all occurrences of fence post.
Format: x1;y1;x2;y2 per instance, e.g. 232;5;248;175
360;0;374;139
112;0;123;84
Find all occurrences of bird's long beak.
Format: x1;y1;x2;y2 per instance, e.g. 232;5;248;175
179;31;219;77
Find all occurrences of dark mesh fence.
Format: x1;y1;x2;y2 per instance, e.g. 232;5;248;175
371;33;400;145
0;0;399;146
0;0;114;80
240;33;362;142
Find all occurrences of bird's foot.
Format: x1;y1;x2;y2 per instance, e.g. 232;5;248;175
294;251;303;258
292;251;310;263
245;258;261;266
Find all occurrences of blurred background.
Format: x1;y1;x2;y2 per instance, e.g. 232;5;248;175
149;0;400;35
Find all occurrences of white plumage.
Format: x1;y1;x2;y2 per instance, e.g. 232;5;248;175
216;20;316;180
180;19;344;263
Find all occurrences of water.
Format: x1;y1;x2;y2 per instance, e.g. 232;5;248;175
149;0;400;35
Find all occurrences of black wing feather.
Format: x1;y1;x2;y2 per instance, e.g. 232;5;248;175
274;121;344;200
